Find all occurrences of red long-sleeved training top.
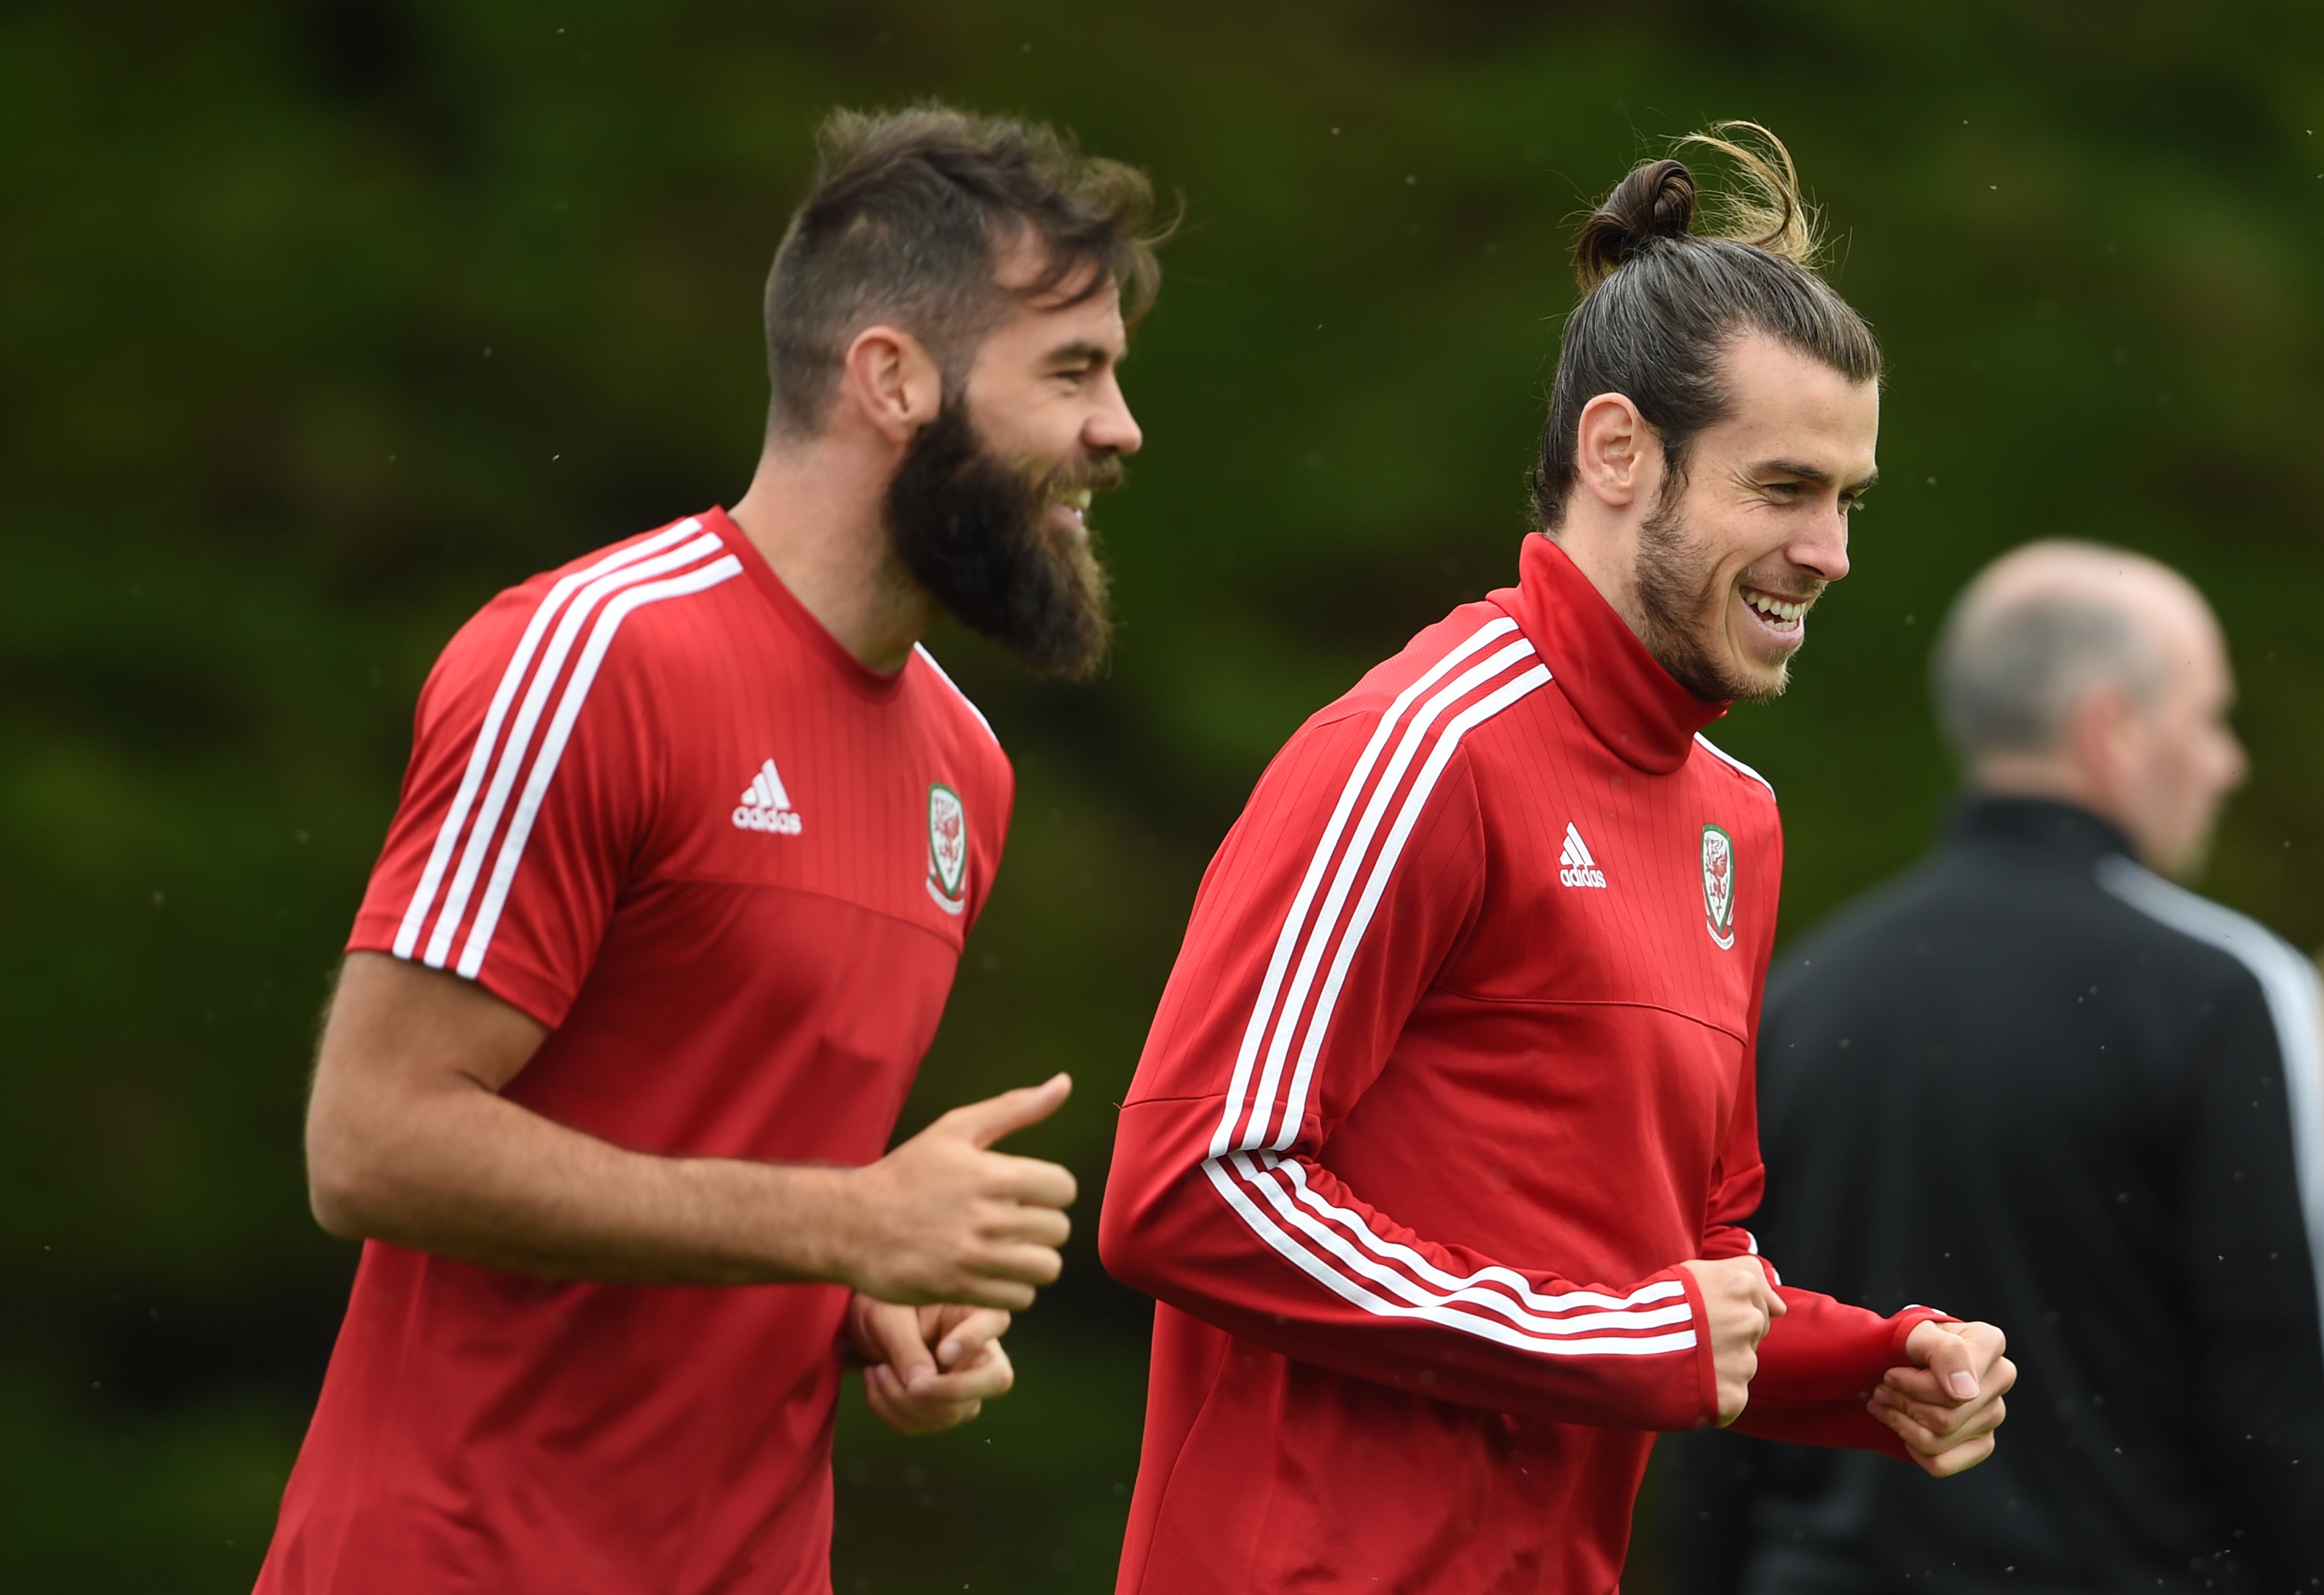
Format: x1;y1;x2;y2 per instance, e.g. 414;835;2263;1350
1100;534;1947;1594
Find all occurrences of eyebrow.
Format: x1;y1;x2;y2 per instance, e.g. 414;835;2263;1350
1755;458;1879;492
1045;340;1122;369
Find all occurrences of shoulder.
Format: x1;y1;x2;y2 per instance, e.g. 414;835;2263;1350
427;516;747;711
1291;599;1550;767
1331;601;1546;723
908;643;1004;754
1239;601;1537;842
904;644;1014;851
1691;731;1780;829
1691;732;1776;805
2093;857;2324;1046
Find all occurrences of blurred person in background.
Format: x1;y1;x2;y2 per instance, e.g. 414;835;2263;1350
1100;125;2012;1595
255;105;1162;1595
1662;540;2324;1593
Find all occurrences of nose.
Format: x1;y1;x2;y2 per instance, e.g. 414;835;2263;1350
1085;371;1143;457
1795;507;1851;584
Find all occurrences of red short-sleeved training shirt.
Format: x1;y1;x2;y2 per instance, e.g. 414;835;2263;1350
256;508;1013;1595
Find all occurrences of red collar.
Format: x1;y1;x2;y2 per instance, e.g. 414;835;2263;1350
1490;533;1729;775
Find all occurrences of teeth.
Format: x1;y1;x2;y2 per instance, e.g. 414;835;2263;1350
1059;488;1093;511
1744;591;1806;624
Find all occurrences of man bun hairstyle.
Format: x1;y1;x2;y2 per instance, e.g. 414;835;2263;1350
765;103;1170;437
1533;123;1879;528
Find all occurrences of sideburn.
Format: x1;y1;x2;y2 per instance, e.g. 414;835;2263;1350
1633;496;1752;703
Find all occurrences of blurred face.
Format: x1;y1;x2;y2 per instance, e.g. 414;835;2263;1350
2108;597;2246;879
1633;334;1880;701
886;247;1143;677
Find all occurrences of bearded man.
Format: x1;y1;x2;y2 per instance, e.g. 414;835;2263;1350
256;105;1161;1595
1098;126;2014;1594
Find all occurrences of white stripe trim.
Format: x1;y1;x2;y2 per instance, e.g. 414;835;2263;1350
1208;617;1519;1160
1202;1158;1695;1356
392;521;702;959
423;531;726;968
1271;662;1552;1147
456;554;744;976
1247;1156;1690;1333
1243;637;1539;1153
1270;1157;1689;1319
2096;856;2324;1348
1189;641;1664;1361
1694;733;1774;797
912;643;1000;747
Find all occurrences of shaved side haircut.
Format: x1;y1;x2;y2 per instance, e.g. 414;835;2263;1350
764;103;1168;437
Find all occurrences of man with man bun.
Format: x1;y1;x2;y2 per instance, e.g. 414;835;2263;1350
1666;541;2323;1593
1100;125;2013;1594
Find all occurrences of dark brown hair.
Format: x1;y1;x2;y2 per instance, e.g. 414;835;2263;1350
1531;123;1881;528
764;103;1168;437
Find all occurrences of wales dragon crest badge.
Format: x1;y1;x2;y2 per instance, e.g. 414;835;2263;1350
1700;823;1736;950
926;783;968;916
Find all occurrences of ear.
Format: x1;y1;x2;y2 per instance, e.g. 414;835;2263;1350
1572;392;1662;510
2064;681;2141;803
836;324;944;446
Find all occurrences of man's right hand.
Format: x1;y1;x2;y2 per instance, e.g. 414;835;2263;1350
1679;1255;1786;1426
832;1074;1079;1310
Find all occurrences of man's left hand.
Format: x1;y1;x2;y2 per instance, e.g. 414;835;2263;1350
845;1294;1016;1436
1870;1319;2014;1477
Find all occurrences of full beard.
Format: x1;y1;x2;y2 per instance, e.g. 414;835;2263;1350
885;396;1118;680
1633;495;1789;704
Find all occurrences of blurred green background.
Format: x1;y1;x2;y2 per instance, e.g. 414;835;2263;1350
8;1;2323;1589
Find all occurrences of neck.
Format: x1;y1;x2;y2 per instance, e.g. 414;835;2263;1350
727;436;937;676
1970;755;2113;823
1544;502;1651;645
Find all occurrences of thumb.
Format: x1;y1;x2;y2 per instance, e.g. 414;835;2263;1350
859;1301;937;1387
942;1074;1072;1151
1919;1327;1980;1402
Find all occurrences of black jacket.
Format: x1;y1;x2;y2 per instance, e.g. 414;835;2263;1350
1661;797;2324;1595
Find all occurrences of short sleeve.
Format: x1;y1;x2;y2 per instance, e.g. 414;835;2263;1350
348;584;658;1028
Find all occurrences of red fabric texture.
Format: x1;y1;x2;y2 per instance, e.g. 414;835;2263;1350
256;510;1012;1595
1100;534;1941;1594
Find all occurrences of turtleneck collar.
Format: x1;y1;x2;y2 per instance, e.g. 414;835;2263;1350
1489;533;1730;775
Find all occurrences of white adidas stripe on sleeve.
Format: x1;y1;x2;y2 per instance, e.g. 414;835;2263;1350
456;554;744;976
392;524;740;980
393;520;702;960
1193;621;1687;1356
1209;616;1520;1163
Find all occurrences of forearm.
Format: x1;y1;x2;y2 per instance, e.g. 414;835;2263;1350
309;1079;860;1286
1102;1098;1710;1428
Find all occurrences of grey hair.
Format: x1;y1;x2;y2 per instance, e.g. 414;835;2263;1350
1933;584;2169;764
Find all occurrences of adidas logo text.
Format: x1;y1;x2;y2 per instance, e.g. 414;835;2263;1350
1559;822;1607;889
733;758;803;836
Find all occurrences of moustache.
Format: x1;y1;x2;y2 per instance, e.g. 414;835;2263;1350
1034;453;1128;500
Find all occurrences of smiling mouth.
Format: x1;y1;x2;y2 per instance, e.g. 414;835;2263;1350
1740;585;1812;637
1051;486;1094;529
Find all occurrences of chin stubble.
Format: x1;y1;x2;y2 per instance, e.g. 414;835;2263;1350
1633;500;1779;703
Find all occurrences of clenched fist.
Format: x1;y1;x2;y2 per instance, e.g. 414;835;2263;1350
1679;1255;1786;1426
